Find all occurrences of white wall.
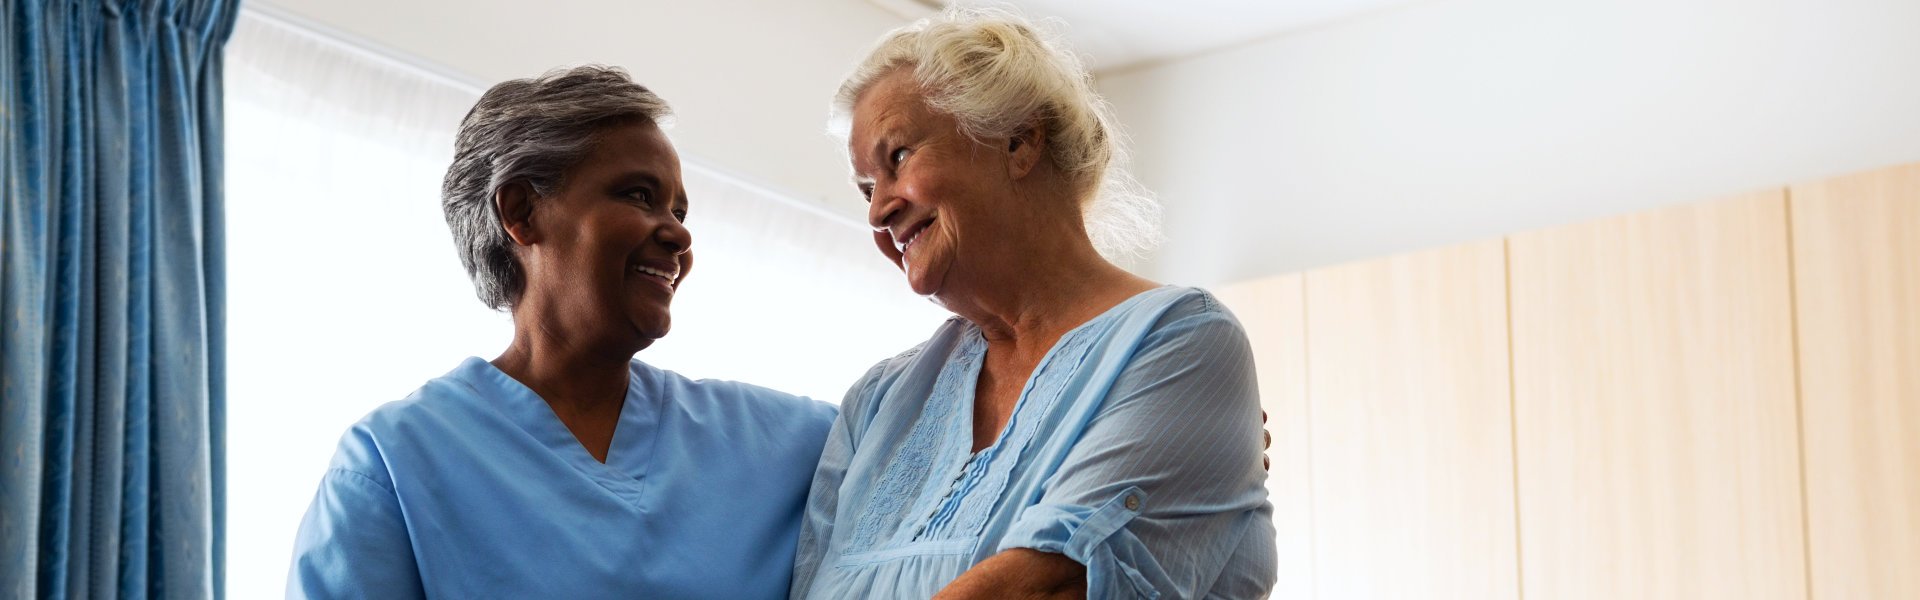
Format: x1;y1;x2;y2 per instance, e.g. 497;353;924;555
252;0;908;217
1099;0;1920;286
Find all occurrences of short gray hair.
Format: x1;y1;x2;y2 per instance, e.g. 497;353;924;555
442;65;673;310
830;6;1161;261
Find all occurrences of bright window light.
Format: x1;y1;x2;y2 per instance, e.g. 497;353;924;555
223;11;946;599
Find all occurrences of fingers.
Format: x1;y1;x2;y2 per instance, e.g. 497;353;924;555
1261;410;1273;471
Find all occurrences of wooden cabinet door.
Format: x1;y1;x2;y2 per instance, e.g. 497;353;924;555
1305;240;1520;600
1791;163;1920;600
1508;191;1806;600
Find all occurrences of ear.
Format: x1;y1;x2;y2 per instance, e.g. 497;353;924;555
1005;123;1046;180
495;181;540;246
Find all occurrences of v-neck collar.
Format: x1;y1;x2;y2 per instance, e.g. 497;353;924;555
916;286;1174;537
451;357;658;505
949;285;1173;454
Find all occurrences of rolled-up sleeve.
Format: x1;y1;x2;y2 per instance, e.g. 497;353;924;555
995;297;1277;599
1001;486;1164;598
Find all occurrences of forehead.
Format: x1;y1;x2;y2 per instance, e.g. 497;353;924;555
848;71;930;145
579;119;682;180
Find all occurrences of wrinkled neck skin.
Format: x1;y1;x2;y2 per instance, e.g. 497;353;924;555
491;292;643;416
934;183;1158;360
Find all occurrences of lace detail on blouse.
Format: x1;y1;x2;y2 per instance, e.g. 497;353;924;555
940;326;1101;539
847;334;985;551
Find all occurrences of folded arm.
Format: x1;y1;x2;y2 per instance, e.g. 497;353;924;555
933;548;1087;600
944;297;1276;598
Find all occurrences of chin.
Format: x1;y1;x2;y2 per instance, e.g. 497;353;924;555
906;260;954;299
626;303;672;333
903;270;939;297
626;317;671;349
638;322;671;341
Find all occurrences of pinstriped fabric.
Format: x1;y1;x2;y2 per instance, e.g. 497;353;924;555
849;337;982;551
792;286;1278;600
933;326;1097;542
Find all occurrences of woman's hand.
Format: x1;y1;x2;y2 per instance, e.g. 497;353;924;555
1263;410;1272;471
932;549;1087;600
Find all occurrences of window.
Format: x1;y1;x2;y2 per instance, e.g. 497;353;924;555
223;9;945;597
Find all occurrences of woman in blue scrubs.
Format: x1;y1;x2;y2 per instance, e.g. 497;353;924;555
789;7;1276;599
285;66;838;599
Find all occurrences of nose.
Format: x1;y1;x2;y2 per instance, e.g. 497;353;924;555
867;181;903;232
656;217;692;254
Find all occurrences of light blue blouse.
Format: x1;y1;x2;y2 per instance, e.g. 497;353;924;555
287;357;838;599
792;286;1277;599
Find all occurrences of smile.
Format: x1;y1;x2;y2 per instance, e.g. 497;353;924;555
630;263;678;287
896;219;933;256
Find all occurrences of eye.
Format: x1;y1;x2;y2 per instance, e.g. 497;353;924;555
624;187;655;206
672;209;688;222
858;183;874;203
889;147;910;167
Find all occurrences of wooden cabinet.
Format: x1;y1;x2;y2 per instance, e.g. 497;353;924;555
1304;240;1520;600
1506;191;1806;600
1791;163;1920;600
1218;161;1919;600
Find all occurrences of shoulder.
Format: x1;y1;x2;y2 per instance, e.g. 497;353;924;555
323;364;485;489
1137;286;1250;347
1156;285;1238;323
839;316;972;421
1102;287;1259;408
350;361;495;438
628;359;839;436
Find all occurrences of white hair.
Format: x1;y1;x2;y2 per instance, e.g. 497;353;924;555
829;5;1162;262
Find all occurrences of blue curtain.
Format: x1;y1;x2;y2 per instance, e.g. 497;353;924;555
2;0;236;598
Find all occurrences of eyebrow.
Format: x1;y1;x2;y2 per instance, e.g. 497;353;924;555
613;171;688;209
614;171;662;190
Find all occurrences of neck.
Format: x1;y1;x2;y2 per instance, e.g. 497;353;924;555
492;297;635;412
937;224;1157;351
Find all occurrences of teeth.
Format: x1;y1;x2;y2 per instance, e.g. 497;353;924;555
631;264;676;282
899;228;921;254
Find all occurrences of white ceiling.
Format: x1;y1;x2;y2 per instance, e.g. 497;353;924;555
234;0;1920;290
879;0;1426;72
253;0;1419;226
255;0;910;217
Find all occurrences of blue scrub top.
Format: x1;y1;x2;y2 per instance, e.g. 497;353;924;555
287;357;838;599
792;286;1278;600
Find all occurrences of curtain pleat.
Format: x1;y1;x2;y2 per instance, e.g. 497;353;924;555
1;0;237;598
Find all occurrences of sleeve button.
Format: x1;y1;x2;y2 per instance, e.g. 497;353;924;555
1124;495;1140;510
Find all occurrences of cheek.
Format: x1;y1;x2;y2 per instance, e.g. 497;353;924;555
912;171;972;219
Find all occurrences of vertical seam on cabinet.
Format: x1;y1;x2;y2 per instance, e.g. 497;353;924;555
1300;276;1318;599
1504;238;1526;600
1784;189;1816;600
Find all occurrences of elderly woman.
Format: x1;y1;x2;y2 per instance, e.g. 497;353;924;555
790;7;1276;600
285;67;838;598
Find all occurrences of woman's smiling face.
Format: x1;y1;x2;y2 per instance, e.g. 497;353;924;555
849;70;1024;300
515;118;693;350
